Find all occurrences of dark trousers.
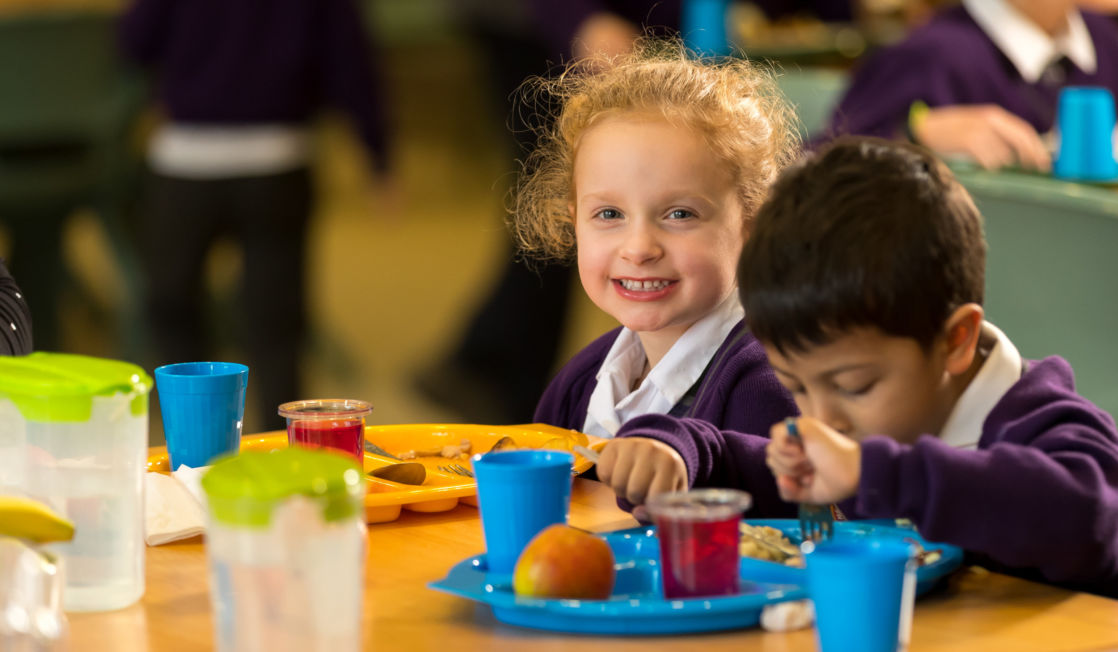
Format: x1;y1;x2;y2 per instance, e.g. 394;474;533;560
140;168;312;430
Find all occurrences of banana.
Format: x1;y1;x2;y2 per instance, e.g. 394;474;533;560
0;495;75;544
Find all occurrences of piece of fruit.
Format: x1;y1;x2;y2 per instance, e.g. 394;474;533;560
0;495;75;544
513;524;615;600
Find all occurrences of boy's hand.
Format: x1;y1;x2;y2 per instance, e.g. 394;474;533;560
597;438;688;508
766;417;861;505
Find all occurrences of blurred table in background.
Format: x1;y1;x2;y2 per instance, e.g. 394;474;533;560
950;164;1118;420
69;476;1118;651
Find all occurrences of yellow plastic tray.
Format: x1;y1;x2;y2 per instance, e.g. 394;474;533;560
147;423;603;524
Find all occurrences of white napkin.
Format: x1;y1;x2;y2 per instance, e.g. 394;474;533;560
144;465;209;546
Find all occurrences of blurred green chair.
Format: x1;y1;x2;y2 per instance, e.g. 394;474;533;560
952;165;1118;419
772;66;847;139
0;9;148;356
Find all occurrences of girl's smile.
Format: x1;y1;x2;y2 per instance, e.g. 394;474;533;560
613;277;678;300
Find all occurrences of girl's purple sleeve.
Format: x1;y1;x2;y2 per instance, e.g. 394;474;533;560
617;414;796;518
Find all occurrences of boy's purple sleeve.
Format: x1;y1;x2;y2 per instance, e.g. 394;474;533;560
852;396;1118;589
617;414;796;518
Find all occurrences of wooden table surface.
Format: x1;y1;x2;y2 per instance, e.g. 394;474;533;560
69;478;1118;651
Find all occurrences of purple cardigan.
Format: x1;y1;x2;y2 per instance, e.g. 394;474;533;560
118;0;389;171
534;321;799;516
646;354;1118;596
828;6;1118;140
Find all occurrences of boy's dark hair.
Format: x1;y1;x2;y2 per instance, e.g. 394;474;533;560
738;136;986;355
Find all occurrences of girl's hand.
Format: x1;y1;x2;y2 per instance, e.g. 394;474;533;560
766;417;861;505
597;437;688;508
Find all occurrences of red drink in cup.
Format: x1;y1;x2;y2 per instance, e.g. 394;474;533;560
278;399;372;462
646;489;752;599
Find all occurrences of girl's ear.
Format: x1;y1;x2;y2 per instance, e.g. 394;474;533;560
943;303;984;376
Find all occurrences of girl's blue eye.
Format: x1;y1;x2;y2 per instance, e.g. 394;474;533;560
596;208;621;220
668;209;694;220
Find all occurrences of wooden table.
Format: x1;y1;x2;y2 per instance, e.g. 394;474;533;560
69;479;1118;651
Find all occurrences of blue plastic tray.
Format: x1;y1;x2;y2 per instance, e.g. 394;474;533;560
429;519;962;635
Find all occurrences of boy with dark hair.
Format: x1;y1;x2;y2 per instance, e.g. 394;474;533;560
600;136;1118;596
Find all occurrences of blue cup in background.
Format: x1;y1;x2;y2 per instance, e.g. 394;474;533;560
1054;86;1118;181
681;0;731;57
154;361;249;470
472;449;574;575
807;538;914;652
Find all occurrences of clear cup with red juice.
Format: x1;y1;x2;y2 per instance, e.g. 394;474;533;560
278;399;372;462
645;488;752;599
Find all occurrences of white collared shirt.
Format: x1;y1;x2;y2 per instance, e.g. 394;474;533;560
937;321;1025;449
582;294;744;438
964;0;1097;84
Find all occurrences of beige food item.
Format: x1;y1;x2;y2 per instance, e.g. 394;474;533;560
740;523;803;566
398;439;473;460
760;600;814;632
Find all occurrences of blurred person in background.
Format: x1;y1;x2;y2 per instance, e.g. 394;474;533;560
825;0;1118;170
1;257;32;355
118;0;392;429
415;0;681;425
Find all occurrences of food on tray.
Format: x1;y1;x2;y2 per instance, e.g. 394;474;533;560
904;537;944;566
398;439;473;460
489;436;517;452
740;523;803;566
513;524;615;600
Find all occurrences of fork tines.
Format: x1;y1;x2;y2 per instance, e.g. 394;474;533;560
438;463;474;478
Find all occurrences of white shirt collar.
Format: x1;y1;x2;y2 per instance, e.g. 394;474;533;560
582;294;744;438
938;321;1024;449
964;0;1097;83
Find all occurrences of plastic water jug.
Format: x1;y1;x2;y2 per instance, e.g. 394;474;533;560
0;353;152;612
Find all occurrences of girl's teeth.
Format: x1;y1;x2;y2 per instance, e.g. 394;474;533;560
620;279;669;291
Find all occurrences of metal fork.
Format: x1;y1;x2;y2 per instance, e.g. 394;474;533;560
784;418;834;544
438;463;474;478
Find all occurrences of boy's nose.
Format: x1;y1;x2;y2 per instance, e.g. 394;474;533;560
804;397;852;436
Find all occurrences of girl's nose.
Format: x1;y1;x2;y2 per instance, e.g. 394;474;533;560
619;223;663;264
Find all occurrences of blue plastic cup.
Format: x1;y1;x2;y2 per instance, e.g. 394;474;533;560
1054;86;1118;181
472;450;574;575
681;0;731;57
807;538;915;652
154;362;249;470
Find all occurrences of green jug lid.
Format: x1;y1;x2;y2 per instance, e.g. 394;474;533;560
201;448;366;527
0;352;153;422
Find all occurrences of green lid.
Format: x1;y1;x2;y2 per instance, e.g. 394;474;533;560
201;448;366;528
0;352;153;422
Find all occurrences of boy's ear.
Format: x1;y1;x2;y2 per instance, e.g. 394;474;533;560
943;303;984;376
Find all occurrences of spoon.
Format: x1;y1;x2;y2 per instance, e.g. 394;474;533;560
368;462;426;485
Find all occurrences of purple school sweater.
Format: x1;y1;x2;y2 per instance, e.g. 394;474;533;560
534;321;799;517
117;0;389;170
827;6;1118;140
636;354;1118;596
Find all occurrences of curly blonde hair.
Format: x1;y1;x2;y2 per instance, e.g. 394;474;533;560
510;38;799;262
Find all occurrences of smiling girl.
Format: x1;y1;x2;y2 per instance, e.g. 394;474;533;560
516;39;800;512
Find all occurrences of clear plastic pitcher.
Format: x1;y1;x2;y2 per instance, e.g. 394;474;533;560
201;447;367;652
0;353;152;612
